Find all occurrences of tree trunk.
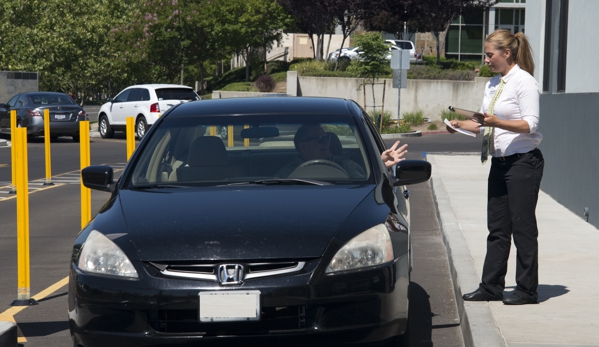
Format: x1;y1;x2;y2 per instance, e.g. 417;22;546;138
434;31;441;65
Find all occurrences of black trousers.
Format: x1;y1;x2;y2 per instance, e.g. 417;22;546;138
479;148;544;300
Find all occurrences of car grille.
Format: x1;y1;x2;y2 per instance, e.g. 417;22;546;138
147;305;317;334
147;261;306;282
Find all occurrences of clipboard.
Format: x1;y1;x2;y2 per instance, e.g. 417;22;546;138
448;106;483;120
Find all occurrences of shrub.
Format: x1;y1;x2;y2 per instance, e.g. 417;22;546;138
440;109;466;121
290;59;328;75
478;65;498;77
367;110;396;129
427;123;438;131
406;65;475;81
253;74;276;92
402;110;425;126
270;71;287;82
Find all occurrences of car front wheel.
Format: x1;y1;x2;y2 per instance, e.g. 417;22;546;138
136;117;147;139
99;116;114;138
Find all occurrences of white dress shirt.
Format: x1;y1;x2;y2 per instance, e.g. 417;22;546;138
479;65;543;157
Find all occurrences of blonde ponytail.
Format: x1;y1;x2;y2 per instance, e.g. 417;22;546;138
487;29;535;76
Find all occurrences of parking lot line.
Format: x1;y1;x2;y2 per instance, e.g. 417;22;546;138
0;276;69;344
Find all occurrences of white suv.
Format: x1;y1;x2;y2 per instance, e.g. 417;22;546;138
98;84;200;139
385;40;421;62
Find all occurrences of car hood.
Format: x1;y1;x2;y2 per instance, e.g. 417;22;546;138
117;185;375;261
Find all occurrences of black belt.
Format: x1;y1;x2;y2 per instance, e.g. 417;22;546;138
494;148;537;162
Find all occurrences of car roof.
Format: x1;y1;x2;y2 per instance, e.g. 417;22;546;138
166;97;357;118
125;84;194;89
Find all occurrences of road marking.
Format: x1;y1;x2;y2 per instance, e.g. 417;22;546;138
0;164;125;200
0;276;69;343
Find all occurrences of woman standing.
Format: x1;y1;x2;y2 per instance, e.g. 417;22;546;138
447;29;544;305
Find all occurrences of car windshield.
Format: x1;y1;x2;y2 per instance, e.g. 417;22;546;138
156;88;200;101
128;114;373;187
28;93;76;105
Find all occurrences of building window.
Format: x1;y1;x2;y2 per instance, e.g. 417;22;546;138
495;8;525;33
445;13;485;62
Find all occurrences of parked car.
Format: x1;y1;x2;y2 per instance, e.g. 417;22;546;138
0;92;87;142
337;45;405;63
385;39;422;62
69;96;431;347
327;47;353;61
97;84;200;139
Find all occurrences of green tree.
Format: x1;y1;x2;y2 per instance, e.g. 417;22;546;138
222;0;292;82
346;32;389;116
0;0;141;105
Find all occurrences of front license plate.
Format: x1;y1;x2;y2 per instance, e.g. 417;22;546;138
199;290;260;322
55;114;66;120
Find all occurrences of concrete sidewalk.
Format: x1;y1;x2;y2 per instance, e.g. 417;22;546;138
429;154;599;347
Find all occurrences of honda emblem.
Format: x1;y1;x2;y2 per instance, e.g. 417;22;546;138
217;264;244;285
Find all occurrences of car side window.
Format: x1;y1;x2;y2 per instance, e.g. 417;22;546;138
140;89;151;101
114;89;131;103
7;95;19;108
17;95;28;107
128;88;142;102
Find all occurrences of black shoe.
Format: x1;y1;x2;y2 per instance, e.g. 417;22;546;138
462;289;503;301
502;292;538;305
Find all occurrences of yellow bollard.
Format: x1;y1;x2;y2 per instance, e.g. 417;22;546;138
209;125;216;137
10;110;17;194
43;109;53;185
12;128;37;306
244;125;249;147
228;125;234;147
126;117;135;160
80;121;91;229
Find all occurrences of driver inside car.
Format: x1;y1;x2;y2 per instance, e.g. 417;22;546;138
276;124;365;178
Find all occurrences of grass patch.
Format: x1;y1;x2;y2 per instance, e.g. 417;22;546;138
221;82;257;92
402;110;426;126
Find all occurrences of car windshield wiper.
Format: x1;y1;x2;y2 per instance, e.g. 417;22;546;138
129;184;189;190
221;179;332;186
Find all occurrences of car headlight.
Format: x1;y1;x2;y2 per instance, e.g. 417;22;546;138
77;230;139;279
325;224;394;273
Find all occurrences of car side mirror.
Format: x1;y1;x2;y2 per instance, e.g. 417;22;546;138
107;97;114;103
82;165;115;192
393;160;431;186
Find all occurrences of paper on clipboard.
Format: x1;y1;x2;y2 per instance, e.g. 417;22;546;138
444;119;476;137
448;106;483;120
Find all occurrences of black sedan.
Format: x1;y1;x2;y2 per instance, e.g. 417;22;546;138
68;97;431;346
0;91;87;142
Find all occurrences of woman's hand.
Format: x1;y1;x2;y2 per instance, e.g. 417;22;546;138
448;119;482;133
382;141;408;168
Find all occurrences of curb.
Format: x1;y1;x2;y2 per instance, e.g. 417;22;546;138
381;131;422;139
0;319;17;347
0;139;7;148
430;174;506;347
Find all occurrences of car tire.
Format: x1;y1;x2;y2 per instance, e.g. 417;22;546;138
339;56;351;64
72;134;80;143
99;115;114;138
136;116;147;140
219;125;228;139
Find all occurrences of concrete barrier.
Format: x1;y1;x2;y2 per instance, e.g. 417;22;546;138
0;319;16;347
210;72;490;123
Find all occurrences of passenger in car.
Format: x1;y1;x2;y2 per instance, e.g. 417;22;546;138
276;124;408;178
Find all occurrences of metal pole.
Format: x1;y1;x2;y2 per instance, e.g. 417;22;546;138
80;121;91;229
126;117;136;161
43;109;53;185
12;128;37;306
9;110;17;194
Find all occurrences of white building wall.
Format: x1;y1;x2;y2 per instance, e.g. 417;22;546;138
525;0;545;82
566;0;599;93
